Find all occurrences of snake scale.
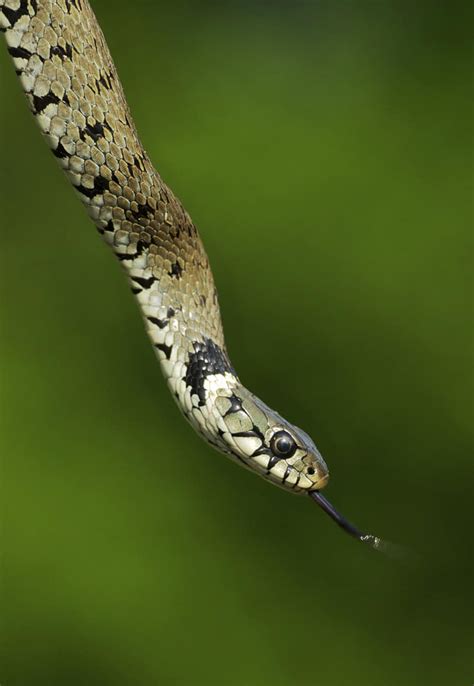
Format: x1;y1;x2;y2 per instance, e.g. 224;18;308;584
1;0;389;550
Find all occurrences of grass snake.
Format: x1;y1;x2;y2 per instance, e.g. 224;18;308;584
0;0;392;552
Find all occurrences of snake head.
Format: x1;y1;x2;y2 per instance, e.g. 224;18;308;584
212;386;395;554
213;386;329;493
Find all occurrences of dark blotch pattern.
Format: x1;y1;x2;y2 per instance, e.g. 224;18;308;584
156;342;172;359
147;316;168;329
224;394;243;416
132;275;156;289
76;173;108;199
184;338;234;405
2;0;29;26
116;239;147;262
169;261;183;278
50;43;73;60
8;45;32;59
52;140;69;159
32;91;60;113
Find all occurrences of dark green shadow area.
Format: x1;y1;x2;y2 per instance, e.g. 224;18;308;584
0;1;472;685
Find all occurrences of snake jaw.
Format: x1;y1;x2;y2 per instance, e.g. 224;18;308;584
309;472;329;491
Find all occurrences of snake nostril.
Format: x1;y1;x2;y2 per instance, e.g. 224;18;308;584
307;467;315;475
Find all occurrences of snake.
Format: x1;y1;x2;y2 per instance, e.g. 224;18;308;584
0;0;390;551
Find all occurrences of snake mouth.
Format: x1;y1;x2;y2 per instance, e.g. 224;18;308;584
309;490;384;551
309;473;329;491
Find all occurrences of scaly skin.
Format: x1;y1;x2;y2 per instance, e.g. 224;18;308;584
0;0;329;494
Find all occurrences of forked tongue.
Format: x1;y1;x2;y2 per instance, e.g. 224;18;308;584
309;490;398;556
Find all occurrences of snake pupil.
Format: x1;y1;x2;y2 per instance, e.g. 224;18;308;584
270;431;296;458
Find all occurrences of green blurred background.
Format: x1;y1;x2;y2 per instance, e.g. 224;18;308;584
1;1;472;684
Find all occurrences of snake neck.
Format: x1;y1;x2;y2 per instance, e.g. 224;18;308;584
140;294;239;453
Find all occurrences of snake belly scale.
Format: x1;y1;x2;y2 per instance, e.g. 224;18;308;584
2;0;393;551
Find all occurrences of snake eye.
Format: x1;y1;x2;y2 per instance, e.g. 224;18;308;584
270;430;297;458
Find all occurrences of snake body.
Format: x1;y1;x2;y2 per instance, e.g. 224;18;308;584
0;0;329;494
2;1;393;551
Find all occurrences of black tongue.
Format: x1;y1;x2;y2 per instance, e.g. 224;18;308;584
309;490;384;552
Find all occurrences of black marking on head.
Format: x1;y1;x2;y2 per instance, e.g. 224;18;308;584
167;307;175;318
155;343;172;360
184;338;234;406
147;316;168;329
50;43;73;60
52;141;69;159
224;394;243;416
104;220;115;232
8;45;32;60
217;427;226;438
292;474;301;490
132;275;156;289
131;287;141;295
267;455;281;471
251;424;266;442
233;424;266;449
251;445;272;458
169;261;183;279
32;90;60;113
282;465;292;484
233;431;258;440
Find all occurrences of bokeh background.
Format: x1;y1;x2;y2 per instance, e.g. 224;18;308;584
1;1;472;684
